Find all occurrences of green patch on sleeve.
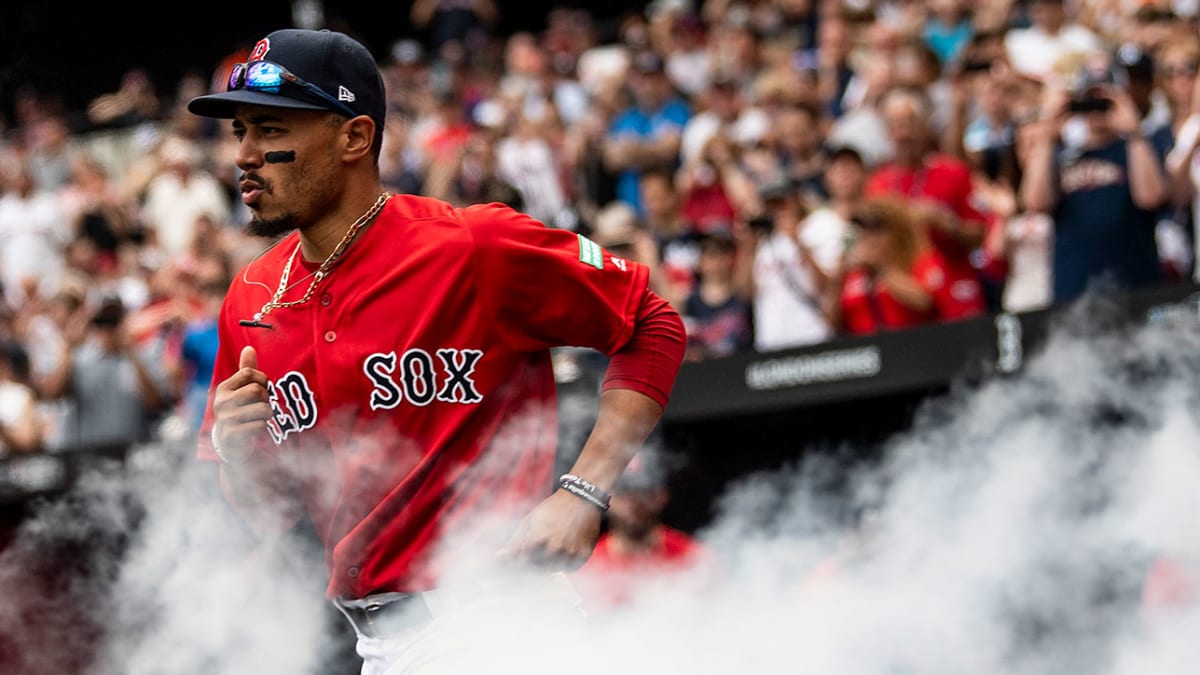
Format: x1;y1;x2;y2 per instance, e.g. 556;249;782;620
577;234;604;270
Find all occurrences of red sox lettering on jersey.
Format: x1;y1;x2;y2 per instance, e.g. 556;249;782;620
265;371;318;444
363;348;483;411
263;349;484;444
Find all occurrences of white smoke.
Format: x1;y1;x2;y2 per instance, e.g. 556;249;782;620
2;296;1200;674
0;443;338;675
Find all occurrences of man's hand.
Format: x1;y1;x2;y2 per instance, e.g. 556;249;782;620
909;198;958;234
1027;86;1070;146
211;346;271;463
496;489;603;571
1101;85;1142;137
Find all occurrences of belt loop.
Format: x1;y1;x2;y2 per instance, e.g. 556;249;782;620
333;592;432;639
333;600;371;639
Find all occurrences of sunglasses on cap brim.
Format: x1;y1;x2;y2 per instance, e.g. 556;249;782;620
228;60;358;119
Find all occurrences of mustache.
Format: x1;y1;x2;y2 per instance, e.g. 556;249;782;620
239;172;269;190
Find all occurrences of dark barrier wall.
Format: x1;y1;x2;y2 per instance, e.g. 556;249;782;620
665;282;1200;425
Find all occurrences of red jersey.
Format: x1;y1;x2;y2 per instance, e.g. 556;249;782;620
680;181;737;232
865;155;987;319
839;250;949;335
198;196;657;599
575;526;705;608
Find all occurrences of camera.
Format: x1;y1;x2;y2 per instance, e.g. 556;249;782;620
1066;55;1124;115
1067;93;1113;114
747;214;775;234
961;59;992;74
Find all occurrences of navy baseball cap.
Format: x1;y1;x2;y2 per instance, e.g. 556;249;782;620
188;29;386;131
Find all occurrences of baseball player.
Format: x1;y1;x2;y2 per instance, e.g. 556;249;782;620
187;29;686;674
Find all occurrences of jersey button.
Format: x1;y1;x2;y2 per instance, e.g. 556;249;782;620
324;330;336;342
320;293;332;306
347;566;359;578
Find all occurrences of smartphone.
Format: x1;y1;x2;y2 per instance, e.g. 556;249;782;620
1067;97;1112;114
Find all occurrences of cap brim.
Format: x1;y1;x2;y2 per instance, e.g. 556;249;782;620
827;146;864;162
187;90;331;119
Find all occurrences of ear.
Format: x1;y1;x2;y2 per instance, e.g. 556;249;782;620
342;116;376;162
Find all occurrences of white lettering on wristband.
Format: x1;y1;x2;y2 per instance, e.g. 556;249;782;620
559;473;611;511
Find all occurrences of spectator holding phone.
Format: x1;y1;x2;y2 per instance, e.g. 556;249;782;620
1021;54;1167;304
739;179;839;352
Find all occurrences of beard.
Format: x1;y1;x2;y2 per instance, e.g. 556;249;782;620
246;212;299;239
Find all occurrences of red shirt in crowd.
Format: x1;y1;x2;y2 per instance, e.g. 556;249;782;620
839;249;952;335
680;181;737;233
865;154;988;320
575;526;706;608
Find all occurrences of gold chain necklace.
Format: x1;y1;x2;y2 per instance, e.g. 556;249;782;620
251;192;390;323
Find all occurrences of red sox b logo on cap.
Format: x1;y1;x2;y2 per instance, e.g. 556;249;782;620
249;38;271;61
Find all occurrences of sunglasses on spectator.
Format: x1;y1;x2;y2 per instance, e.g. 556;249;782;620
1161;62;1199;79
228;61;358;118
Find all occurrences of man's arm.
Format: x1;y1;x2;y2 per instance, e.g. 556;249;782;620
1126;135;1168;211
1165;114;1200;207
1020;88;1069;214
877;266;935;313
498;289;686;567
119;324;170;414
1019;121;1061;214
1106;86;1167;211
0;393;41;454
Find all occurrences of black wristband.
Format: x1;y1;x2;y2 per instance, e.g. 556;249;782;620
559;473;611;512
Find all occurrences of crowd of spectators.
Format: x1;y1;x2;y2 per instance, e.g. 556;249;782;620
2;0;1200;459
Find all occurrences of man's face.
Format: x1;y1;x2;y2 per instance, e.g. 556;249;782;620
1160;51;1199;107
697;239;736;277
825;154;866;199
775;109;819;156
231;104;347;238
883;97;925;155
978;71;1018;120
639;175;676;221
631;70;669;108
707;84;740;121
1030;0;1066;31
